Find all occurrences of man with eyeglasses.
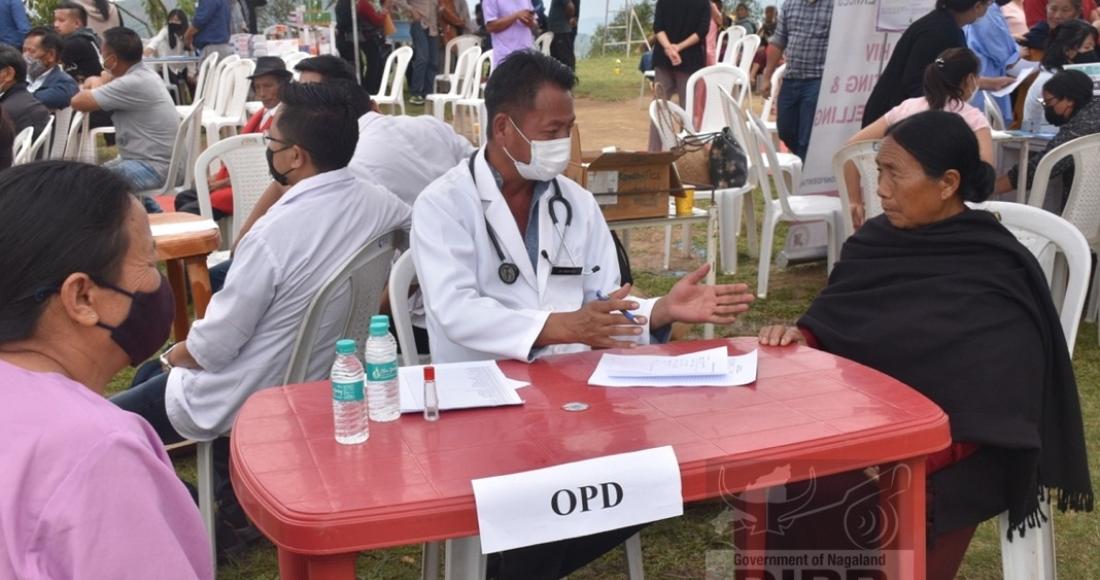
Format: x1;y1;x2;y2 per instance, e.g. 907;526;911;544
111;80;411;556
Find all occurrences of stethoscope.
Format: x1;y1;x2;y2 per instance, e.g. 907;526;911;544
468;155;592;285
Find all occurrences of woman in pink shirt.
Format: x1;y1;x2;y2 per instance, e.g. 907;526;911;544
0;162;211;579
844;48;993;228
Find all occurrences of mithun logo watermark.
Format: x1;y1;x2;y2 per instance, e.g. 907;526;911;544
707;550;902;579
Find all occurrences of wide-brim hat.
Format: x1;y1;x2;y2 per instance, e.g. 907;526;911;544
248;56;292;80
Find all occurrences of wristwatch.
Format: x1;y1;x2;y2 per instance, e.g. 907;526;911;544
159;344;177;373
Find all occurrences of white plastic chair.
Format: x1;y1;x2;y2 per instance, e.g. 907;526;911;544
193;133;272;247
373;46;414;115
455;49;494;144
832;140;881;238
388;251;424;368
983;92;1007;132
281;51;309;71
720;25;747;65
17;116;53;164
59;110;84;160
966;201;1091;580
535;31;554;55
176;52;220;118
284;229;408;384
427;45;481;121
760;63;785;135
10;126;33;162
746;112;839;298
202;59;255;147
47;107;73;159
434;34;481;92
135;98;204;199
732;34;761;84
685;64;751;133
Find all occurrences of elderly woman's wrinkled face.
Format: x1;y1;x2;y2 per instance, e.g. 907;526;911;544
875;138;962;230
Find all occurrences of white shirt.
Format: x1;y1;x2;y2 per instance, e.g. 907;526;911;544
1022;68;1058;135
349;111;476;206
165;168;412;440
260;103;279;128
411;148;659;364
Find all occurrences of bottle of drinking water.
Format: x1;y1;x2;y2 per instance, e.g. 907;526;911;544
331;339;368;444
365;315;400;422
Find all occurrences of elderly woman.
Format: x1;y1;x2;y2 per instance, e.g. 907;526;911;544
997;69;1100;210
0;162;211;579
760;111;1092;579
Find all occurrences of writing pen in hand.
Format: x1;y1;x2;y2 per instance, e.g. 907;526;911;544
596;290;637;323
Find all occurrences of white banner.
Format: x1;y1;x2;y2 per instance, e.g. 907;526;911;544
471;446;684;554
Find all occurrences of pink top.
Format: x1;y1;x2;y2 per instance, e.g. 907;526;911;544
0;360;212;579
883;97;991;134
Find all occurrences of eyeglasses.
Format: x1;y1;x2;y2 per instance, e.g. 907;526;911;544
1036;96;1060;108
263;134;292;147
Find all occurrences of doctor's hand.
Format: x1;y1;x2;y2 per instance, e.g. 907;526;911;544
536;284;646;349
649;264;754;329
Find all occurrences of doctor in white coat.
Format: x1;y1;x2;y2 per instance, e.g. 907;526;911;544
411;49;756;579
413;50;755;366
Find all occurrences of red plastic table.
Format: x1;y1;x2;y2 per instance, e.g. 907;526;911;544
231;338;950;579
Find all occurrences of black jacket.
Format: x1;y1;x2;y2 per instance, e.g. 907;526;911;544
61;28;104;83
0;83;49;137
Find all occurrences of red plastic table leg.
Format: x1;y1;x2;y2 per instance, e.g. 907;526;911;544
277;548;308;580
306;553;358;579
886;458;926;579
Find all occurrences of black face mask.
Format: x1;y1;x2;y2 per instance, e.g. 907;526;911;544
1073;50;1099;64
168;22;184;35
265;145;293;186
95;273;176;365
1044;104;1070;127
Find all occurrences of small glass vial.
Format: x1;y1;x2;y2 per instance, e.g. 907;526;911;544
423;366;439;422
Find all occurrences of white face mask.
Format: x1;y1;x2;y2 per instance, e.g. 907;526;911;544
503;117;572;182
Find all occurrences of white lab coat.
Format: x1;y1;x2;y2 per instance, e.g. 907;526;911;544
412;147;659;364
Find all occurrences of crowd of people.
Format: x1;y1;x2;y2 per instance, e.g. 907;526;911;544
0;1;1096;579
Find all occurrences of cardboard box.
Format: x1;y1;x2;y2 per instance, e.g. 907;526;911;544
583;150;685;222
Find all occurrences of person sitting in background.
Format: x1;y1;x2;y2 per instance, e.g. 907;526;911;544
734;2;758;34
145;9;194;92
1018;0;1085;51
111;81;411;555
23;27;79;111
175;56;291;219
0;0;30;48
966;0;1022;125
0;45;49;136
71;27;180;212
996;69;1100;210
1003;0;1031;36
1023;0;1095;28
760;110;1093;580
0;161;212;580
54;2;102;84
845;48;994;228
1021;20;1097;132
0;105;14;168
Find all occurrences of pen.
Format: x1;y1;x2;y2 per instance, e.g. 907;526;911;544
596;290;637;323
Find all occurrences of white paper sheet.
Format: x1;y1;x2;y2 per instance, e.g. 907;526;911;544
1006;58;1040;78
472;446;684;554
992;65;1040;98
600;346;729;378
150;220;219;237
398;361;526;413
589;350;758;387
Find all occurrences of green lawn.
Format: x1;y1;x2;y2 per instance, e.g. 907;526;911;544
108;54;1099;578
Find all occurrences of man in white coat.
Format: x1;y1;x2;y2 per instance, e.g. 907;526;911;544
411;50;755;578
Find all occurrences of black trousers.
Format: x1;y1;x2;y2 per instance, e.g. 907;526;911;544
486;524;646;580
549;32;576;70
337;31;388;96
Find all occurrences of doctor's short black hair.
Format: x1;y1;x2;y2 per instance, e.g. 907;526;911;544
484;50;576;140
294;55;357;82
277;81;360;172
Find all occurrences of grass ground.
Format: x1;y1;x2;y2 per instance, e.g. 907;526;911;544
107;55;1098;578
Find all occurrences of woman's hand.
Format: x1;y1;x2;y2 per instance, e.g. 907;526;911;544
758;325;804;346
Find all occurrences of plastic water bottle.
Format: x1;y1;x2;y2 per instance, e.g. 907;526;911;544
365;315;400;422
331;339;368;444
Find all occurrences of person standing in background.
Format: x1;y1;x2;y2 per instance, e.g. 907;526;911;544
1003;0;1030;36
706;0;723;65
0;0;30;48
648;0;710;150
394;0;440;106
335;0;389;95
73;0;120;42
966;0;1022;125
761;0;834;160
483;0;538;66
187;0;234;60
548;0;577;69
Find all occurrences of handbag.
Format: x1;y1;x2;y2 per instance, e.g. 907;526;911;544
652;84;748;189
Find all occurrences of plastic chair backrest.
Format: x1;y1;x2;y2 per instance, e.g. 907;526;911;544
535;31;554;55
60;110;84;159
745;108;796;215
222;60;256;120
715;29;731;63
761;64;785;123
721;26;747;65
442;46;481;99
832;140;881;237
150;97;203;195
441;34;480;77
11;126;33;161
388;252;422;367
47;107;73;159
20;116;53;164
648;99;693;151
983;92;1007;132
685;64;751;133
208;54;241;113
192;52;220;105
1027;133;1100;247
734;34;761;79
193;132;271;243
463;49;494;100
284;230;407;384
377;46;414;101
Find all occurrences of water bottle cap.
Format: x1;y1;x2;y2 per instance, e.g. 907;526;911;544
335;339;356;354
369;321;389;336
370;314;390;326
423;366;435;381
